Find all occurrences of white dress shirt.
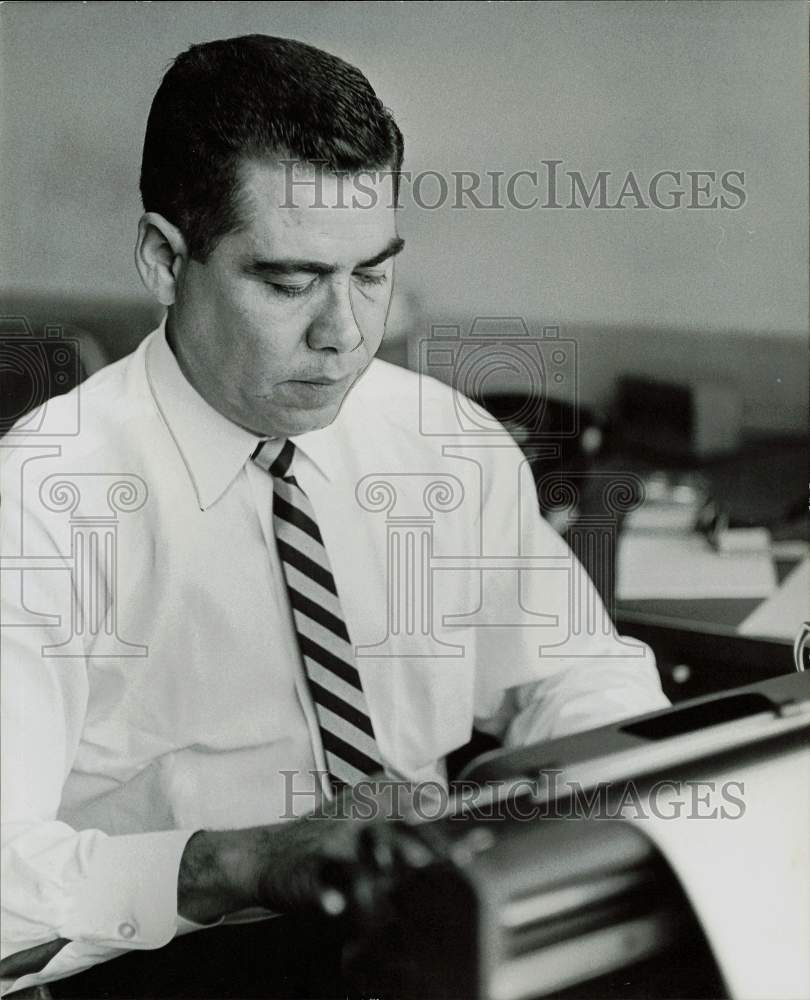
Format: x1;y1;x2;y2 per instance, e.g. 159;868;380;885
0;321;668;991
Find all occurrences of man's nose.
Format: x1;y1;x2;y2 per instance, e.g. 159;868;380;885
306;281;364;353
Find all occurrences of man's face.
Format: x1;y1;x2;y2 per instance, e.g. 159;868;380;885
169;159;402;438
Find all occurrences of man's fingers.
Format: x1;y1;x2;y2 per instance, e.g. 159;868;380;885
357;823;397;873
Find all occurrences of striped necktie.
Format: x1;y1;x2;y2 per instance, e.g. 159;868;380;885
252;439;382;790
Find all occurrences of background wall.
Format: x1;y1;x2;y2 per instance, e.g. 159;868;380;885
1;1;807;429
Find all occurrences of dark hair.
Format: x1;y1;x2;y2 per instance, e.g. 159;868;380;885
140;35;404;261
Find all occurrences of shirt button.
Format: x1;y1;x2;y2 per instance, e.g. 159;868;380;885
118;922;137;940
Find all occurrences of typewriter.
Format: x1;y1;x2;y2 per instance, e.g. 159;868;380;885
321;672;810;999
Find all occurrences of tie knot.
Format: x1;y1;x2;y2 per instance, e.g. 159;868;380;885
252;439;295;480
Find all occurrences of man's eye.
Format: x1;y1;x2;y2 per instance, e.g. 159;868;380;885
353;271;388;287
266;281;315;299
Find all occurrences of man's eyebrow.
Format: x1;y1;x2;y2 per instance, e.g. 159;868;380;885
357;237;406;269
242;237;406;276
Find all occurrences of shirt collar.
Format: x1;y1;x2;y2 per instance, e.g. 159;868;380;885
145;319;336;510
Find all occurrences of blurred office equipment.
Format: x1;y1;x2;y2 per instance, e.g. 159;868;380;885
616;375;743;461
622;471;709;533
793;616;810;673
325;672;810;1000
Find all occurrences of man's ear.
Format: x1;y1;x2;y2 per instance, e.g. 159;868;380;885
134;212;188;306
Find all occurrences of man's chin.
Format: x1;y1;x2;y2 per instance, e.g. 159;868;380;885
248;401;343;440
286;411;339;438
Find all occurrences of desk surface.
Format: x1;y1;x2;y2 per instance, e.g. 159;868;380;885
617;557;799;636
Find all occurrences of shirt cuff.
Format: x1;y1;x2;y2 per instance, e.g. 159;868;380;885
59;829;197;950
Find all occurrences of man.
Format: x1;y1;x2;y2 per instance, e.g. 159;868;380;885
1;34;667;996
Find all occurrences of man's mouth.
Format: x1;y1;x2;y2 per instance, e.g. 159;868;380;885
288;371;359;386
254;368;367;402
279;374;358;399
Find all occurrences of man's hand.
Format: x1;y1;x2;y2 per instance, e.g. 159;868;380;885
177;779;428;925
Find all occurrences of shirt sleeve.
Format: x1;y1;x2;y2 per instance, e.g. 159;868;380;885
1;452;197;992
470;438;669;744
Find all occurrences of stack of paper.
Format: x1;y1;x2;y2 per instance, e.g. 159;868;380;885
738;559;810;640
617;532;777;601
